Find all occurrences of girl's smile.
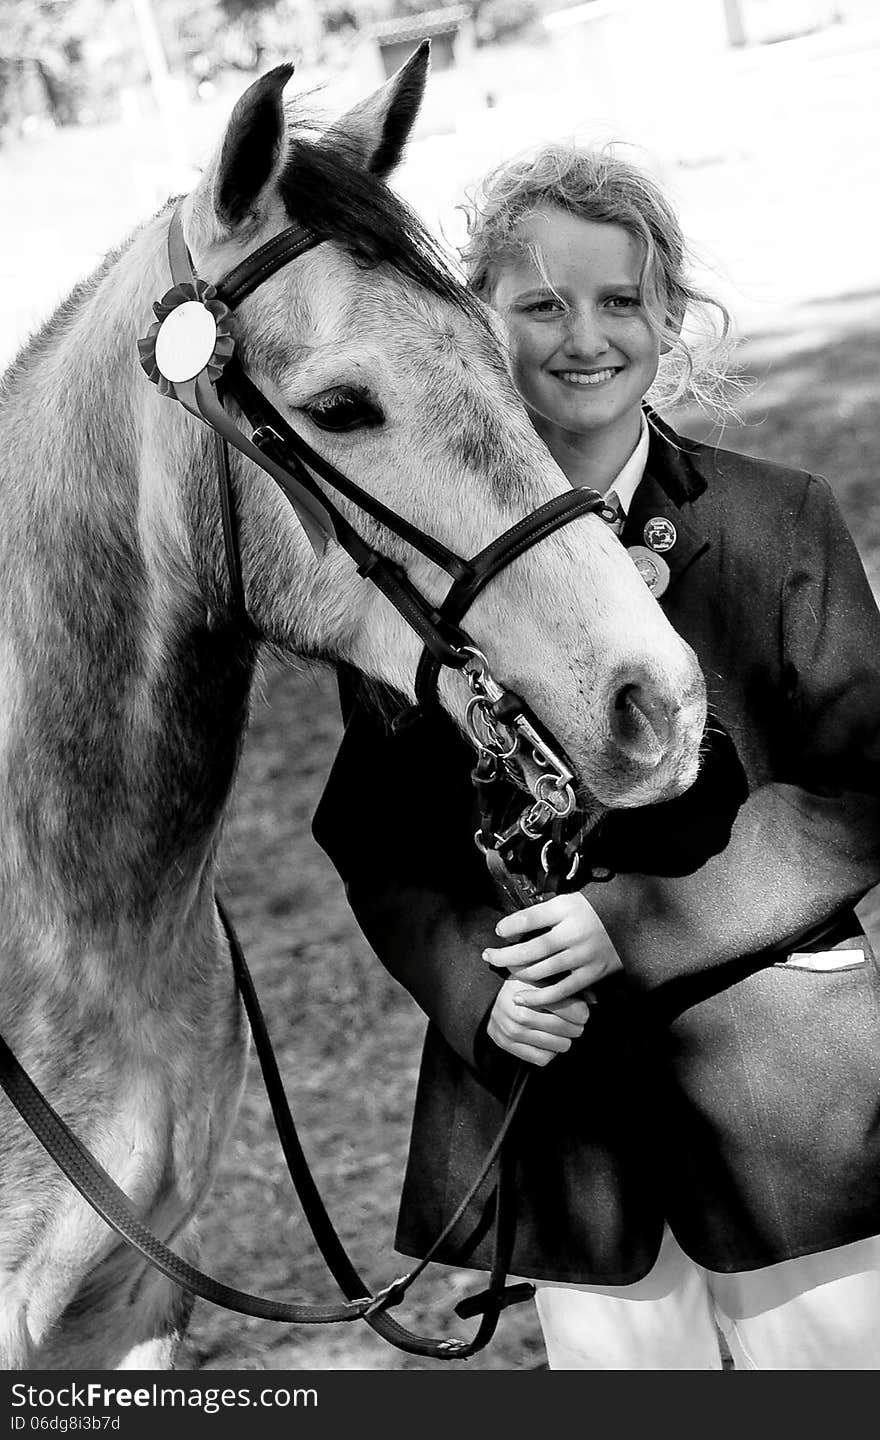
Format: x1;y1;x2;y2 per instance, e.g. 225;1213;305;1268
552;366;623;386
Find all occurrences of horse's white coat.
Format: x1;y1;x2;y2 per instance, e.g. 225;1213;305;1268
0;51;706;1368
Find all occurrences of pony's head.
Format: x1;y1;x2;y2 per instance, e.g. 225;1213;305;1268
140;47;707;811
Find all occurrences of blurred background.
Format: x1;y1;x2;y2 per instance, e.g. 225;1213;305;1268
2;0;879;1370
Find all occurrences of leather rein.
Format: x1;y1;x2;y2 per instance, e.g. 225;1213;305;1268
0;205;614;1361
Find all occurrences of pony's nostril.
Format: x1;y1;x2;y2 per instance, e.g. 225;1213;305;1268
611;682;673;760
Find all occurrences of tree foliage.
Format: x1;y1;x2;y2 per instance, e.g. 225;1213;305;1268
0;0;534;138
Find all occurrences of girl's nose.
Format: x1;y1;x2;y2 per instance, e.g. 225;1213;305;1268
564;308;609;358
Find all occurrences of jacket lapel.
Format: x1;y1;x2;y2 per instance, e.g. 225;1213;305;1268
620;414;710;597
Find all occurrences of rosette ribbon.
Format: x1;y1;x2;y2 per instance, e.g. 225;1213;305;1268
137;209;335;559
137;278;235;399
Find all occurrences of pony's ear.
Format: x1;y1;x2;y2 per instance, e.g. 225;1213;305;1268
190;64;293;240
214;64;292;226
323;40;429;178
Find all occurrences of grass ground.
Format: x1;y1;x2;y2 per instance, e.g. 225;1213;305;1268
180;286;880;1370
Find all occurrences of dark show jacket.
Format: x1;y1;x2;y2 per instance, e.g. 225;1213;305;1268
313;414;880;1282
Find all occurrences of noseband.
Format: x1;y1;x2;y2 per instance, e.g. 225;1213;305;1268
138;208;614;844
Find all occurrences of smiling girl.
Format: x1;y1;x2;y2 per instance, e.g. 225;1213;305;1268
314;144;880;1369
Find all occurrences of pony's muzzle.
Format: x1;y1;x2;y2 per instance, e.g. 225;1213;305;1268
611;679;672;764
601;660;706;801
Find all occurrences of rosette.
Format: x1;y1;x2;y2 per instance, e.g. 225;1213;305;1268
138;279;235;399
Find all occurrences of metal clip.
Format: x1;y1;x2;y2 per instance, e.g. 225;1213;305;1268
437;1339;471;1357
509;713;575;792
465;695;518;760
519;801;559;840
459;644;505;704
363;1274;411;1317
540;841;580;880
535;772;575;815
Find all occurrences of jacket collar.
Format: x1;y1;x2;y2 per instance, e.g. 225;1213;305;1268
619;410;710;594
643;408;707;504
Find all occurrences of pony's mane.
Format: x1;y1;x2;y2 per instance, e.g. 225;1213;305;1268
279;132;490;330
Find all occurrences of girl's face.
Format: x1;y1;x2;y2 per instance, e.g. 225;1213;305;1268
491;206;662;455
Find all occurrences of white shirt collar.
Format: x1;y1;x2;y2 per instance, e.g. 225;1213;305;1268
604;413;649;515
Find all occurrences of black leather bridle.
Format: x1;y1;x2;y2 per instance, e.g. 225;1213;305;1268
139;208;611;708
144;207;618;891
0;204;619;1363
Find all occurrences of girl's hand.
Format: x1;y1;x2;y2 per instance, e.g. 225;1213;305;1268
482;892;623;1008
486;977;590;1066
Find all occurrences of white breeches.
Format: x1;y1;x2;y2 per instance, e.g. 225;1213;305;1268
533;1225;880;1369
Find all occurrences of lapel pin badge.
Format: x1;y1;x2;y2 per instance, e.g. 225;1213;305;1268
643;516;677;552
627;545;671;598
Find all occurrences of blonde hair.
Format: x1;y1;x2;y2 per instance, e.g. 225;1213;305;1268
461;144;740;419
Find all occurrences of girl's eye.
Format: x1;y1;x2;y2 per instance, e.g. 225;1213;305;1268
524;298;564;316
606;295;640;311
303;389;384;433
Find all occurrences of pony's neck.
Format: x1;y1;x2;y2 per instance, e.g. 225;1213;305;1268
0;212;257;939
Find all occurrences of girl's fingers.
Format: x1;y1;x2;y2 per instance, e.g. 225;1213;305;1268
526;1030;573;1053
500;952;587;982
552;994;594;1021
494;895;570;939
509;993;586;1036
483;931;565;969
502;1042;559;1067
488;1013;575;1055
516;975;591;1008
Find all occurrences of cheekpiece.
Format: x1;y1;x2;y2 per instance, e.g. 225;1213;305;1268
137;279;235;400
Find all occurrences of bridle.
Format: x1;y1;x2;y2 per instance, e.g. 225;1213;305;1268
0;203;619;1362
139;209;613;818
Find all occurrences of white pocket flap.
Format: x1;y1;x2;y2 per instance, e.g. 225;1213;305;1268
775;948;866;973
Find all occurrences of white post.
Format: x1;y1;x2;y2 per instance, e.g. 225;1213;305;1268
721;0;748;47
128;0;179;164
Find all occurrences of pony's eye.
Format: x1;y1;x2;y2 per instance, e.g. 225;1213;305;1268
304;388;384;433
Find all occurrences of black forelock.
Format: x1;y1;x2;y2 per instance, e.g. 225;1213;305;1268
277;134;491;332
